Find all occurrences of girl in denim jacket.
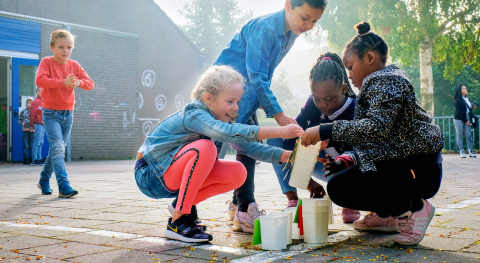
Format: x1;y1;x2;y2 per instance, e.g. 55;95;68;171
302;22;444;246
135;65;303;243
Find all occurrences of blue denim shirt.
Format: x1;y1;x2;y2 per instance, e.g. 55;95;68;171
141;100;284;178
214;10;298;124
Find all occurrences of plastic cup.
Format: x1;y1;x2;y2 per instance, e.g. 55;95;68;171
302;210;329;243
259;214;289;250
291;222;303;240
272;211;293;244
252;219;262;245
288;139;321;190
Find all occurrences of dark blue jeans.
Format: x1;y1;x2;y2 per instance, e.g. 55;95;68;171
22;131;34;160
232;113;258;212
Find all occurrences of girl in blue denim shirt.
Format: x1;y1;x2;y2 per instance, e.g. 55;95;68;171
135;65;303;243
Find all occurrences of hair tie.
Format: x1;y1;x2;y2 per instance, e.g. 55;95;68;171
359;31;371;36
321;57;332;60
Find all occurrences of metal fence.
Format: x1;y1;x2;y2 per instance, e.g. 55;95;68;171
433;115;480;151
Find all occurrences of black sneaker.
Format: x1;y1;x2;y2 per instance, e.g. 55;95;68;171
23;159;30;165
165;216;212;243
170;198;207;231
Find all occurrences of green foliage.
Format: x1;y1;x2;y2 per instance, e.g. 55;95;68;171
257;70;300;126
177;0;253;66
312;0;480;78
402;61;480;116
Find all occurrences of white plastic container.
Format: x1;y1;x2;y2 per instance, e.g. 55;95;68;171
291;222;303;239
288;138;321;190
259;214;289;250
302;198;330;243
272;211;293;244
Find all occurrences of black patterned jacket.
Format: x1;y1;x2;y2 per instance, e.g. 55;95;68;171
326;65;444;172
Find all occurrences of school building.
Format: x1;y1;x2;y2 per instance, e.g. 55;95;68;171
0;0;203;162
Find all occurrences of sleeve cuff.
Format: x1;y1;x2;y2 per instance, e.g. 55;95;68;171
272;148;283;164
246;125;260;142
319;123;334;141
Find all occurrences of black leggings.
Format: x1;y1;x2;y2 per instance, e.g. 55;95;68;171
326;152;442;217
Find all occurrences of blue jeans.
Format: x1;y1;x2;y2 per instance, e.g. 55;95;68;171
32;123;45;161
267;137;328;194
40;109;73;189
454;119;474;151
22;131;34;160
135;158;178;199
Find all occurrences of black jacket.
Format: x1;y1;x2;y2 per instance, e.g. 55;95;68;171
321;65;444;172
454;97;470;123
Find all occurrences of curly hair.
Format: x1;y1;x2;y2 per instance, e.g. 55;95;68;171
191;65;244;102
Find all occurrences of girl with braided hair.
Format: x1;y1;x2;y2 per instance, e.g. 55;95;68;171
267;52;361;223
302;22;444;246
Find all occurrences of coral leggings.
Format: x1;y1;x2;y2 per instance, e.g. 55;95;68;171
163;139;247;214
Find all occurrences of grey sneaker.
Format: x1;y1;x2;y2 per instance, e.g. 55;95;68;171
226;200;238;221
469;149;477;158
232;202;265;233
460;149;466;158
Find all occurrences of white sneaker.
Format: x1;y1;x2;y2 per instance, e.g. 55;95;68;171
469;149;477;158
460;149;466;158
232;202;265;233
226;200;238;221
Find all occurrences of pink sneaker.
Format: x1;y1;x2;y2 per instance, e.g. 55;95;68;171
394;199;435;245
353;212;399;232
287;200;298;208
232;203;265;233
342;208;360;223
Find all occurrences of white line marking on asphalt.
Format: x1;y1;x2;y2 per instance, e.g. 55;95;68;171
434;197;480;215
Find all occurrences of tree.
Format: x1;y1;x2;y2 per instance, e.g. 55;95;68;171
310;0;480;116
257;70;301;126
177;0;253;66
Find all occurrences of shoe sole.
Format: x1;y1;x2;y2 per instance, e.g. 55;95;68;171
232;219;253;233
354;226;399;232
168;204;207;231
395;205;435;246
165;229;211;242
59;191;78;198
37;183;52;195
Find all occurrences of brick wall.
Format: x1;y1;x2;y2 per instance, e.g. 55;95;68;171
1;0;201;160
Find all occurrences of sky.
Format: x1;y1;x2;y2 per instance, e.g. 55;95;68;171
153;0;331;98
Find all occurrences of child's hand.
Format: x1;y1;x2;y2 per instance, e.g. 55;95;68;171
64;74;77;88
307;179;326;198
318;155;346;177
280;124;304;139
280;150;294;163
301;126;320;146
274;112;298;126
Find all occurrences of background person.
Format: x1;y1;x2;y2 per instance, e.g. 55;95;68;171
30;87;45;165
454;84;477;158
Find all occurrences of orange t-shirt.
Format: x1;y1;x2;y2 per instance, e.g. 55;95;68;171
35;57;94;110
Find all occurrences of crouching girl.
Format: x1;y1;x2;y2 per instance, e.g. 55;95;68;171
135;65;303;243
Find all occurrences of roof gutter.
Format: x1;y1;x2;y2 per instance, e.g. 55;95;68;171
0;11;139;39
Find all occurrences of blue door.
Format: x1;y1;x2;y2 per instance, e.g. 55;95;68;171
11;58;48;162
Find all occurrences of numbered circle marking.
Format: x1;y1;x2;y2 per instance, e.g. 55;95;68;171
142;70;156;87
155;94;167;111
175;95;185;110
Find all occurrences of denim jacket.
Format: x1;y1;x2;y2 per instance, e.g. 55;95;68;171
214;10;298;124
141;100;284;178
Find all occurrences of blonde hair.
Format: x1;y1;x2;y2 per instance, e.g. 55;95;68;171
191;65;244;102
50;29;75;46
